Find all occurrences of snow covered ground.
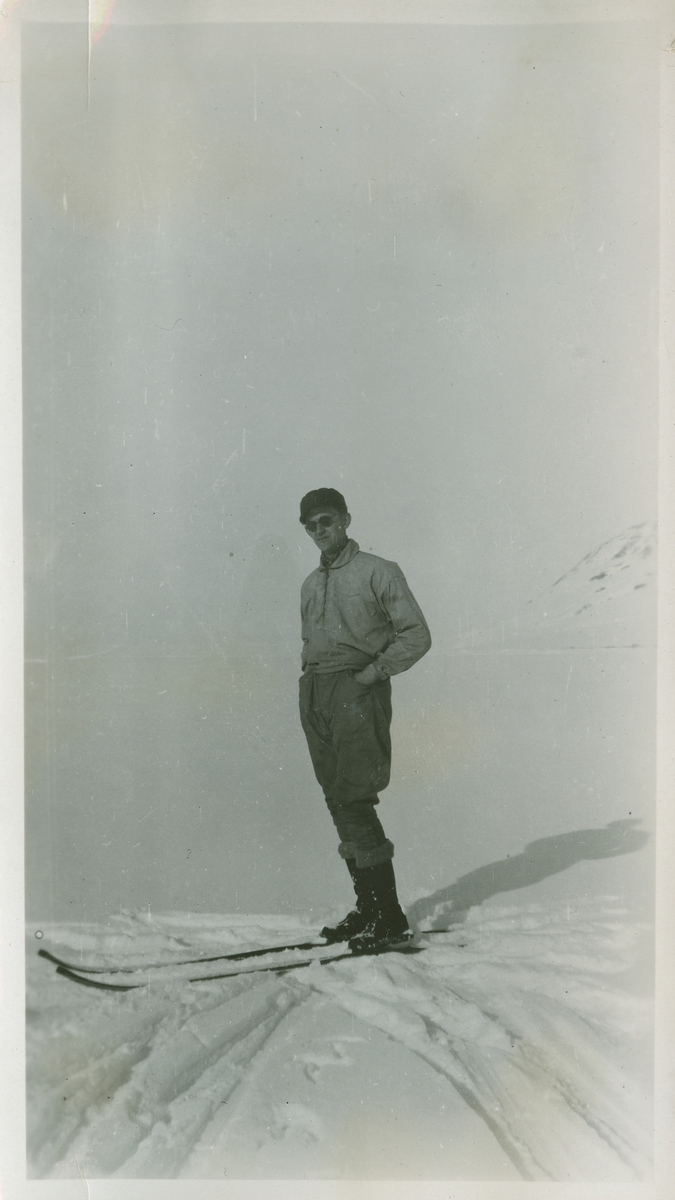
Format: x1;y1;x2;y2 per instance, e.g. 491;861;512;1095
24;523;656;1182
26;889;652;1182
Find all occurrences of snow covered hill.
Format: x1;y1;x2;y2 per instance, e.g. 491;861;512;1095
448;522;656;652
27;893;652;1181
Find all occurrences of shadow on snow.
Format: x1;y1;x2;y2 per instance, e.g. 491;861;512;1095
408;818;650;929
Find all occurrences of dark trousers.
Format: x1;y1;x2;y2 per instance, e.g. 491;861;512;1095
299;670;395;867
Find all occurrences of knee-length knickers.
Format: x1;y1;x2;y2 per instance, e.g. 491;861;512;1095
299;670;395;867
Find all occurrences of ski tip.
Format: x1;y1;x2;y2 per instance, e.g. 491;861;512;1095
55;965;139;992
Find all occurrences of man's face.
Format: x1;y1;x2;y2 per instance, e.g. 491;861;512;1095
304;508;351;557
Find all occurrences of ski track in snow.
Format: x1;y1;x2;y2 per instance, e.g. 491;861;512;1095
27;896;652;1181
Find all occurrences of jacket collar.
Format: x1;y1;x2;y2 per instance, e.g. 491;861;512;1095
320;538;360;570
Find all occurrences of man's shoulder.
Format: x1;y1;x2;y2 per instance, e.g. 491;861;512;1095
301;565;323;592
353;550;396;567
350;551;402;580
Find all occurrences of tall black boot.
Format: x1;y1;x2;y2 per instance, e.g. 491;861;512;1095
348;860;412;953
320;859;371;943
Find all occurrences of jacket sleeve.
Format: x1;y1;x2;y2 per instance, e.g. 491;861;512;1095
370;564;431;679
300;585;310;670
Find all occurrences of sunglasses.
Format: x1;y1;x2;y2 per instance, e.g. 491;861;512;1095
305;514;340;533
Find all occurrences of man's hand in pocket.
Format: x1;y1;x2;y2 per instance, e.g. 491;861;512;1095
352;664;381;687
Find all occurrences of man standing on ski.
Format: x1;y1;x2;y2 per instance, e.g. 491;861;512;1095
298;487;431;953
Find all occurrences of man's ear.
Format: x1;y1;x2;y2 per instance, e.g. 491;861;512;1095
344;512;352;529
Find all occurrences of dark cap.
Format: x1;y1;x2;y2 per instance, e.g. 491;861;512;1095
299;488;348;525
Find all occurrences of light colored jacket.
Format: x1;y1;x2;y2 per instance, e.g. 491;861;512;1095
300;539;431;678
